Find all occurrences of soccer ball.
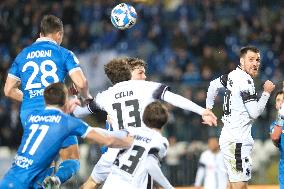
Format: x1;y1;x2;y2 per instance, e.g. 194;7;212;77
111;3;137;30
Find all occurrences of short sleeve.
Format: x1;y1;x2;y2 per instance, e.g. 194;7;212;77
149;137;169;160
276;106;284;127
151;82;170;100
269;121;277;134
8;58;21;80
240;79;257;103
65;51;81;75
68;117;89;137
61;135;78;148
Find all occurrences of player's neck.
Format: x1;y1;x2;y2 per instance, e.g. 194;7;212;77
151;128;161;133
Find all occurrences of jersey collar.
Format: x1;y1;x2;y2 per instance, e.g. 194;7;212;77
45;106;63;113
36;37;57;44
236;66;252;79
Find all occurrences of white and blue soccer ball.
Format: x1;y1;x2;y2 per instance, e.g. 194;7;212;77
111;3;137;30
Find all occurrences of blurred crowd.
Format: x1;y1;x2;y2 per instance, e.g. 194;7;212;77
1;0;284;185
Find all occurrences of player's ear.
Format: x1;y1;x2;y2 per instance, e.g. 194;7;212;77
240;58;244;67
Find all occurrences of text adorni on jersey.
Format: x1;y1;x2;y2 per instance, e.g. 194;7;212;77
29;89;44;98
29;115;62;123
14;154;33;169
115;90;133;99
134;135;152;143
26;50;52;59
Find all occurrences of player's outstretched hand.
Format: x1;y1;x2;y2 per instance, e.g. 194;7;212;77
202;109;217;126
43;176;60;189
263;80;275;94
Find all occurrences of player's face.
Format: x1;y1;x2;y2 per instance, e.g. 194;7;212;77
208;137;219;152
240;50;260;78
275;93;284;110
131;66;146;80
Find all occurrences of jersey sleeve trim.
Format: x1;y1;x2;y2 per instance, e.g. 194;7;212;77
81;127;92;138
68;67;82;75
87;100;102;113
153;84;170;100
8;73;21;81
198;162;206;168
148;148;160;159
240;91;258;103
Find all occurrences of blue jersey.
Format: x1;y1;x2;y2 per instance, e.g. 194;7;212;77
0;107;89;188
273;118;284;187
8;38;80;119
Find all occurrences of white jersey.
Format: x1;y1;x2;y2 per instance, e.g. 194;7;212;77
207;67;257;145
194;150;228;189
91;80;169;131
103;127;171;189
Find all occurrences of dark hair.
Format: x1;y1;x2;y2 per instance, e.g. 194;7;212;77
40;15;63;36
239;46;260;57
143;101;168;129
104;57;132;85
126;57;147;72
275;90;284;100
44;82;67;107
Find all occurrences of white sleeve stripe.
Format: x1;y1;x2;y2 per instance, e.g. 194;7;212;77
8;74;21;81
81;127;93;138
161;86;169;100
68;67;82;75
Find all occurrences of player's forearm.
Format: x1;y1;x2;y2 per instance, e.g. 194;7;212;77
245;92;270;119
69;69;92;100
85;128;132;148
4;77;23;102
206;77;223;109
163;91;204;115
73;106;92;118
146;156;175;189
4;87;23;102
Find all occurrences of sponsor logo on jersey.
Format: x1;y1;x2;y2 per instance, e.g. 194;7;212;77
29;89;44;98
14;154;33;169
26;50;52;59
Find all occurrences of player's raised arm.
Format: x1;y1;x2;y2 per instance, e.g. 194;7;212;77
83;127;133;148
69;69;93;102
206;75;227;109
242;80;274;119
162;90;217;126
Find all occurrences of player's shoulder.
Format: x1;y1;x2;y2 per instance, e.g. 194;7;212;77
149;132;169;159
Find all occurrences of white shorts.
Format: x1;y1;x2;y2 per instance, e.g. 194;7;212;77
91;148;120;183
220;141;252;182
102;173;143;189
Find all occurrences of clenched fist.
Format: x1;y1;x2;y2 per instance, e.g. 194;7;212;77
263;80;275;94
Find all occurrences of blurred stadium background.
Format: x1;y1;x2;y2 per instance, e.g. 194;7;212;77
0;0;284;188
